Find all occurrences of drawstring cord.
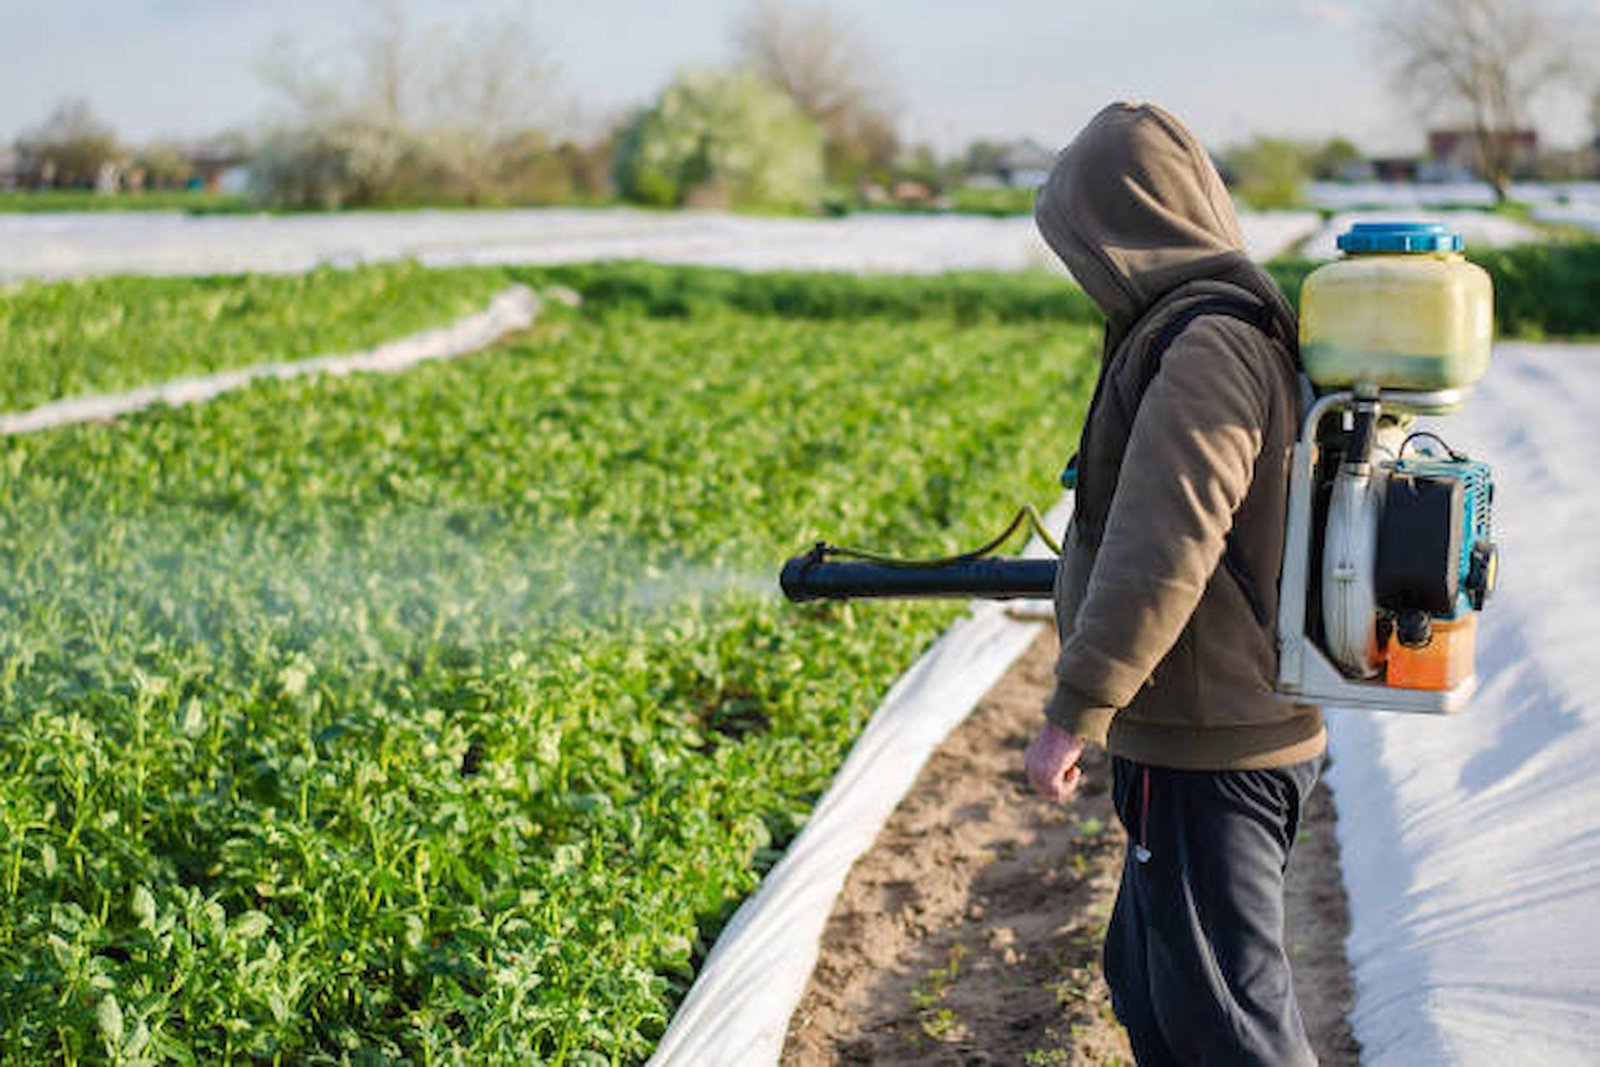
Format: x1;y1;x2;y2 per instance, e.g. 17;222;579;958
1134;766;1153;864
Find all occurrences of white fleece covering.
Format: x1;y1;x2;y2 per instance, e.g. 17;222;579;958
1326;341;1600;1065
0;206;1318;281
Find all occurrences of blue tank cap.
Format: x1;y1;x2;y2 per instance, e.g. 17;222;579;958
1337;221;1464;253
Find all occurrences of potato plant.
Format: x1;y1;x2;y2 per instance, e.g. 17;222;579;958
0;276;1095;1062
0;262;509;411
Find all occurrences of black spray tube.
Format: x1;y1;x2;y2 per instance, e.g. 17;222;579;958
779;554;1055;602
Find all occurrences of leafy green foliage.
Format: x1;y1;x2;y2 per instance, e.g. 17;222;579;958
1222;137;1311;210
1469;240;1600;338
1261;257;1318;311
0;190;251;214
15;99;124;190
512;262;1099;325
0;262;509;410
613;69;824;210
0;278;1098;1062
945;186;1040;217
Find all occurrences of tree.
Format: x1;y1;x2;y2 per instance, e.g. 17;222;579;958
15;98;124;188
732;0;898;183
961;140;1011;178
132;142;194;190
1310;137;1365;181
1381;0;1574;202
252;1;559;207
1224;137;1312;208
359;0;410;126
416;11;557;203
613;69;823;210
893;142;944;189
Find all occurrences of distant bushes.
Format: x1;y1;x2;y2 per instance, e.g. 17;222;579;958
520;246;1600;338
250;121;396;211
249;120;605;211
248;6;610;211
511;262;1098;323
1472;242;1600;338
613;70;824;211
1260;259;1319;311
526;243;1600;338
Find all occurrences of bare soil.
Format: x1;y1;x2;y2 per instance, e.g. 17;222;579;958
783;629;1359;1066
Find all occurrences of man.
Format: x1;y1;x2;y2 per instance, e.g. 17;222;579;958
1023;102;1323;1066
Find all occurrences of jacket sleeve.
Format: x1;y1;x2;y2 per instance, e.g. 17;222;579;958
1044;319;1270;741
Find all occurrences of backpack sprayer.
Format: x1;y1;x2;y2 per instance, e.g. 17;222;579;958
781;222;1499;715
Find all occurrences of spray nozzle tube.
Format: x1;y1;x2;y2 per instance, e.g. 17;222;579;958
778;506;1061;603
779;551;1056;602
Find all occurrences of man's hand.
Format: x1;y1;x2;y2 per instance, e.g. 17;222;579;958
1025;721;1086;800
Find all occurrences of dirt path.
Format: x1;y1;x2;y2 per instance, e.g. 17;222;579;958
783;630;1359;1066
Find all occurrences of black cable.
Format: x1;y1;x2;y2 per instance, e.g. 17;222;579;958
817;505;1062;568
1399;431;1467;461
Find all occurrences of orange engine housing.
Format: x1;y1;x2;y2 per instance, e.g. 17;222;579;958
1385;613;1477;690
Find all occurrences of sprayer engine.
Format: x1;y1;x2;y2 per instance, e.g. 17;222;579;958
1271;379;1499;714
1319;436;1497;690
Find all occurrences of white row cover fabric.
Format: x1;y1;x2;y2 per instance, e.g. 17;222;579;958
0;285;538;436
1327;342;1600;1065
0;207;1317;282
649;499;1072;1065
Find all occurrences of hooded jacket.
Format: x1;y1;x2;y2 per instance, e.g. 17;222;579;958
1036;102;1324;771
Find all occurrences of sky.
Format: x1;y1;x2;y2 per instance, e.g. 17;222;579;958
1;0;1595;157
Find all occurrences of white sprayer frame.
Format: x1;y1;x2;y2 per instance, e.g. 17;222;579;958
1275;387;1477;714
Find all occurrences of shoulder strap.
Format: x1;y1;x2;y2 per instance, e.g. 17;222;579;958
1137;295;1300;399
1069;294;1300;623
1068;291;1303;545
1139;296;1298;628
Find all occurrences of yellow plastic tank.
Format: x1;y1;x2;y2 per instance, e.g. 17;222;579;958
1300;222;1494;394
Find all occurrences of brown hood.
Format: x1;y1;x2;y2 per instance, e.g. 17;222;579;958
1034;102;1291;345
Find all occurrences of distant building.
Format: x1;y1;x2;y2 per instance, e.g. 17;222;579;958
1416;158;1478;184
891;179;935;204
1369;157;1421;182
1334;159;1378;183
993;139;1056;189
1427;127;1539;178
0;148;53;190
183;138;252;194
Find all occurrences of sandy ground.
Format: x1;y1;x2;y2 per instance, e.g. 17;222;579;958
783;630;1359;1066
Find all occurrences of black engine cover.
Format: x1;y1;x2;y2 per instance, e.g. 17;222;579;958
1376;472;1464;616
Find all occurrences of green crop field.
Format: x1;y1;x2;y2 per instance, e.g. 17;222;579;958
0;191;253;215
0;266;1096;1063
0;262;509;412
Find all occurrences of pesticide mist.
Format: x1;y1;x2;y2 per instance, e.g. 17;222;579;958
0;270;1102;1061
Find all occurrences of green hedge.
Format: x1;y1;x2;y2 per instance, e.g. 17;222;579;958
524;242;1600;339
0;190;251;214
1266;241;1600;340
509;261;1099;324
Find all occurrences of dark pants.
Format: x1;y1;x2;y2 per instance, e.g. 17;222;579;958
1103;756;1320;1067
